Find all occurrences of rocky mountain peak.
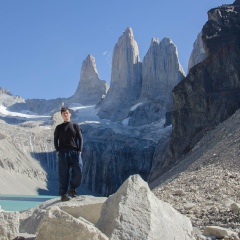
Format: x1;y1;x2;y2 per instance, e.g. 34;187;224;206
111;27;141;69
70;54;108;105
150;37;160;47
97;27;142;121
0;87;25;107
160;37;172;45
127;36;185;127
0;87;11;95
123;27;133;37
203;2;240;55
140;37;185;107
160;37;185;74
80;54;99;81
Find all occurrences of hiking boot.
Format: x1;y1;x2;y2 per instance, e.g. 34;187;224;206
68;189;77;198
61;194;70;201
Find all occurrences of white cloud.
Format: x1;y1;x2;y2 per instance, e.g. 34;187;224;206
102;50;112;67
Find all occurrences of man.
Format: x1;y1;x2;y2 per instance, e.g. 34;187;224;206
54;107;83;201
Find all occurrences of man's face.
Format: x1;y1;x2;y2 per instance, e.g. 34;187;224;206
61;110;71;122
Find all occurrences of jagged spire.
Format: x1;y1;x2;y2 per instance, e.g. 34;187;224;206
97;27;142;121
70;54;108;105
80;54;99;81
141;37;185;111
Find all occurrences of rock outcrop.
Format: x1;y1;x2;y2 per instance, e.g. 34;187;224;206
20;195;107;234
0;87;25;108
81;123;157;196
203;226;239;239
161;1;240;173
188;32;206;72
96;174;193;240
35;206;108;240
70;54;109;105
97;27;142;121
97;30;185;126
0;211;20;240
127;37;185;127
140;38;160;100
127;100;166;127
140;37;185;111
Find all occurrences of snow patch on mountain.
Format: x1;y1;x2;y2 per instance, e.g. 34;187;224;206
0;105;50;120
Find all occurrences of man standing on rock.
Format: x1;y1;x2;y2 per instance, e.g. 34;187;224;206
54;107;83;201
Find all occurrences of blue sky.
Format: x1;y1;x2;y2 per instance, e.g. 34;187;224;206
0;0;233;100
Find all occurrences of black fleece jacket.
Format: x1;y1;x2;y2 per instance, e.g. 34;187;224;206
54;121;83;152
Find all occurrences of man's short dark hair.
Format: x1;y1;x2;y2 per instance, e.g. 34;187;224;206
60;107;71;114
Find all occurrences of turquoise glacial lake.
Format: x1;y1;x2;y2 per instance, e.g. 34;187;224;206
0;195;58;211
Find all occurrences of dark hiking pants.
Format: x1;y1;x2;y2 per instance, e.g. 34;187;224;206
57;149;83;195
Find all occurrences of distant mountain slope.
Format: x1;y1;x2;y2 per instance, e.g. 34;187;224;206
0;118;58;195
0;87;25;107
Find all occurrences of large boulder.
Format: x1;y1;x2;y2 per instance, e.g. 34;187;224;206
35;206;108;240
96;175;193;240
0;211;20;240
20;195;107;234
20;207;46;235
203;226;239;239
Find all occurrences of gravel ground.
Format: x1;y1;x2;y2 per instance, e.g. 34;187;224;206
152;109;240;238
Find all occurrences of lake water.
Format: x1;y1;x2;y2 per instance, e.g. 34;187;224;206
0;195;58;211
